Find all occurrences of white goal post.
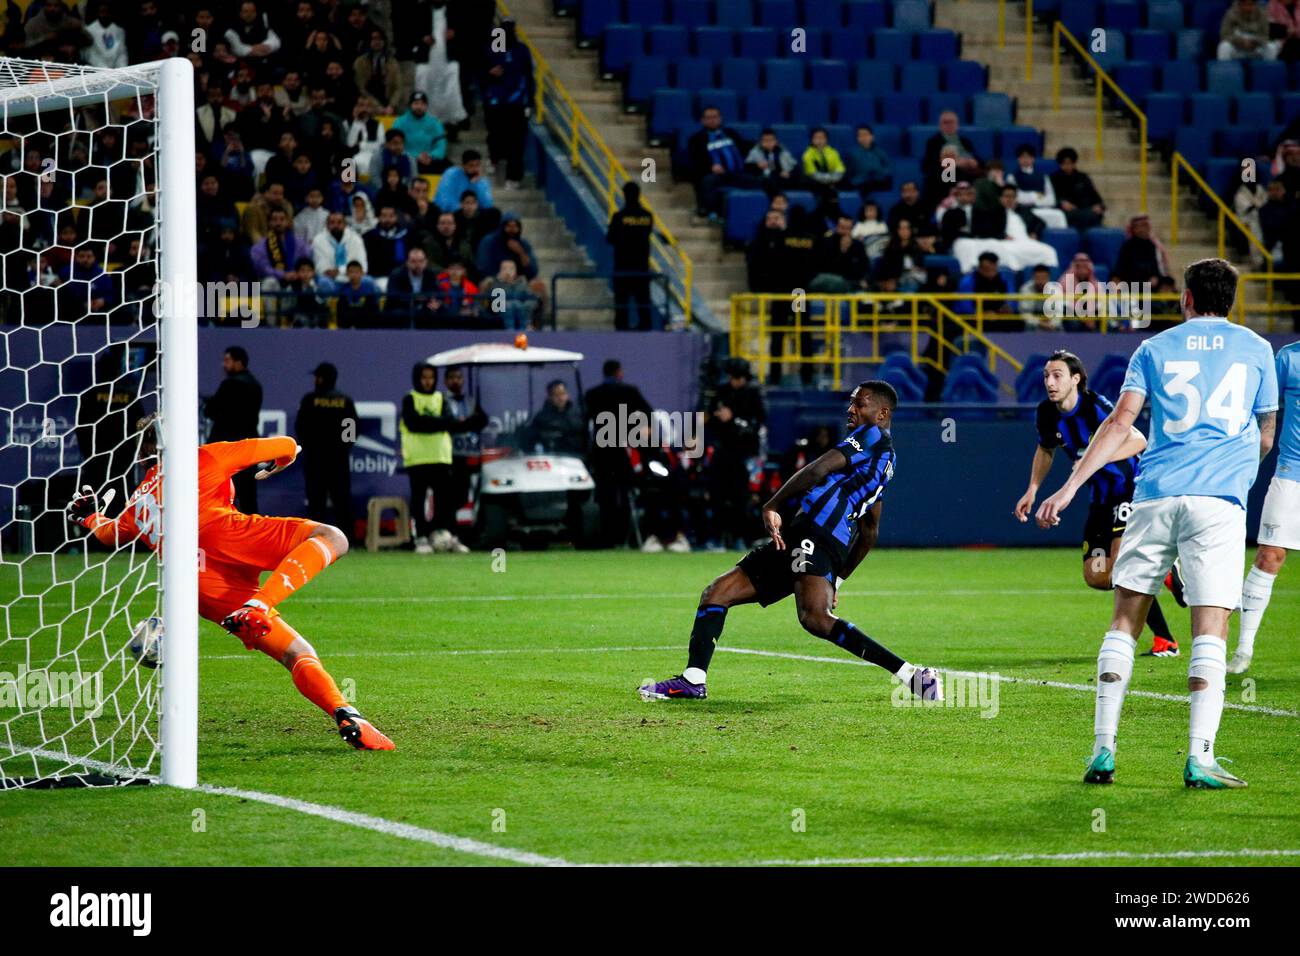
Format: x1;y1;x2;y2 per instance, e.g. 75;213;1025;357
0;57;197;789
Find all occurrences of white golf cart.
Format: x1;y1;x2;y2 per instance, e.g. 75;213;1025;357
427;342;600;550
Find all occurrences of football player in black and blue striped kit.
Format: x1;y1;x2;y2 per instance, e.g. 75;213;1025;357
1014;350;1179;656
639;380;942;702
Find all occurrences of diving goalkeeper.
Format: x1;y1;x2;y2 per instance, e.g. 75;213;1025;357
67;424;394;751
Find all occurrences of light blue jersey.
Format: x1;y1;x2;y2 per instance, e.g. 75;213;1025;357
1121;318;1278;508
1276;342;1300;480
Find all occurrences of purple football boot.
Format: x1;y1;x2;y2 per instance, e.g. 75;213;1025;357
638;675;707;701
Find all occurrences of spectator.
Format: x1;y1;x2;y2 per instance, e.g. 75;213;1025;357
426;210;478;277
1277;140;1300;202
251;207;309;292
974;158;1007;211
348;191;377;234
313;210;368;283
293;185;329;245
262;131;300;194
1259;178;1293;258
521;379;587;456
480;259;539;330
430;257;480;321
746;208;815;384
198;167;240;236
435;149;493;211
373;166;414;222
851;200;889;255
873;218;929;293
1270;0;1300;62
203;345;263;513
585;358;654;547
391;1;437;114
403;176;440;243
368;128;415;187
1234;178;1268;264
605;181;656;330
1218;0;1280;59
294;359;358;540
1050;147;1106;232
281;0;322;56
413;0;470;131
56;244;114;319
453;190;502;255
242;181;294;243
952;183;1059;274
25;0;91;59
224;1;281;63
363;205;411;281
481;17;535;190
214;128;255;198
336;2;377;61
295;84;346;146
303;28;345;82
345;96;386;179
197;83;238;157
744;128;799;194
886;180;938;251
277;69;311;117
923;111;981;194
1151;274;1183;323
686;105;752;218
939;180;979;251
809;214;870;293
284;258;334;327
83;3;127;69
335;260;381;327
476;213;542;287
1113;214;1172;285
956;251;1014;321
1006;145;1067;230
391;91;449;174
400;361;464;555
199;219;253;286
1020;263;1059;329
704;359;765;550
1057;252;1103;331
384;245;438;324
442;365;488;549
354;30;402;114
800;127;845;198
844;125;893;194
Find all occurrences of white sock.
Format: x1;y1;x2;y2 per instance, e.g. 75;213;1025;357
894;662;917;683
1237;566;1276;659
1189;635;1227;764
683;667;707;686
1094;630;1136;757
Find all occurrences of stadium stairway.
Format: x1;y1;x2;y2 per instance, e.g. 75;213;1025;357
509;0;748;324
938;2;1256;315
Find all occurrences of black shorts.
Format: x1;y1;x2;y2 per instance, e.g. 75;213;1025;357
736;519;845;608
1082;497;1133;557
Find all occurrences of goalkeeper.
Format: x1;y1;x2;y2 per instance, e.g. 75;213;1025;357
67;423;394;752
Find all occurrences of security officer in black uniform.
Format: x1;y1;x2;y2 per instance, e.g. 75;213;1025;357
605;181;656;330
294;362;358;542
203;345;263;513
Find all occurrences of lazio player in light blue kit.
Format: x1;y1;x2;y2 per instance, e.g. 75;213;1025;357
1232;341;1300;674
1036;260;1278;790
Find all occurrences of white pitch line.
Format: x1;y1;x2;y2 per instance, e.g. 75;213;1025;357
289;587;1086;605
203;644;682;661
740;848;1300;866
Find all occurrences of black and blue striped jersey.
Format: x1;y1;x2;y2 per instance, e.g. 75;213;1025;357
796;423;896;557
1035;389;1138;505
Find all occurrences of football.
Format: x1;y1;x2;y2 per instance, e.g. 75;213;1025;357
128;616;163;669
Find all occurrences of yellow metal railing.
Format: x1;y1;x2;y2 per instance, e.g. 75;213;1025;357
997;0;1035;81
1170;152;1272;267
1050;21;1147;212
496;0;694;323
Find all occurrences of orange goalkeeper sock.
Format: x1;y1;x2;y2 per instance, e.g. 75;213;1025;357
290;654;348;717
251;535;336;609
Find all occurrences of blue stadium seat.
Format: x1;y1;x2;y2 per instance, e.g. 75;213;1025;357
917;29;960;62
827;30;870;61
941;366;999;404
1091;354;1129;403
900;62;941;94
845;0;888;31
922;254;960;283
1091;32;1127;73
1173;127;1210;171
1280;91;1300;124
763;58;805;90
810;60;852;92
871;123;903;155
1174;29;1204;60
1247;59;1288;93
715;0;755;28
1102;1;1141;32
674;58;715;91
738;27;779;59
834;92;877;126
880;351;927;392
924;94;966;124
880;93;924;127
772;124;810;153
758;0;799;26
1113;63;1155;105
1128;30;1171;63
892;0;932;31
601;25;644;78
731;122;762;145
892;156;922;188
943;60;986;92
804;0;846;29
1084;227;1126;270
579;0;621;43
742;91;785;124
1188;1;1231;37
1205;60;1245;97
1061;1;1098;40
785;28;827;58
906;124;935;156
785;190;818;213
789;91;832;126
1146;0;1185;31
1015;355;1051;403
998;126;1044;164
720;57;758;94
724;190;770;244
1143;92;1184;144
626;57;668;108
855;62;896;92
1187;93;1230;132
878;365;925;404
696;88;740;122
1235;93;1275;129
972;92;1014;128
872;29;914;62
1042;228;1081;269
958;126;995;161
1159;60;1199;94
670;0;714;28
649;89;693;143
625;0;668;25
693;26;735;59
1214;130;1263;162
648;24;690;59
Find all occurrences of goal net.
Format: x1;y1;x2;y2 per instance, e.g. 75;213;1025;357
0;57;197;789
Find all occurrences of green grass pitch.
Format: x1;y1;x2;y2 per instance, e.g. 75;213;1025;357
1;548;1297;866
